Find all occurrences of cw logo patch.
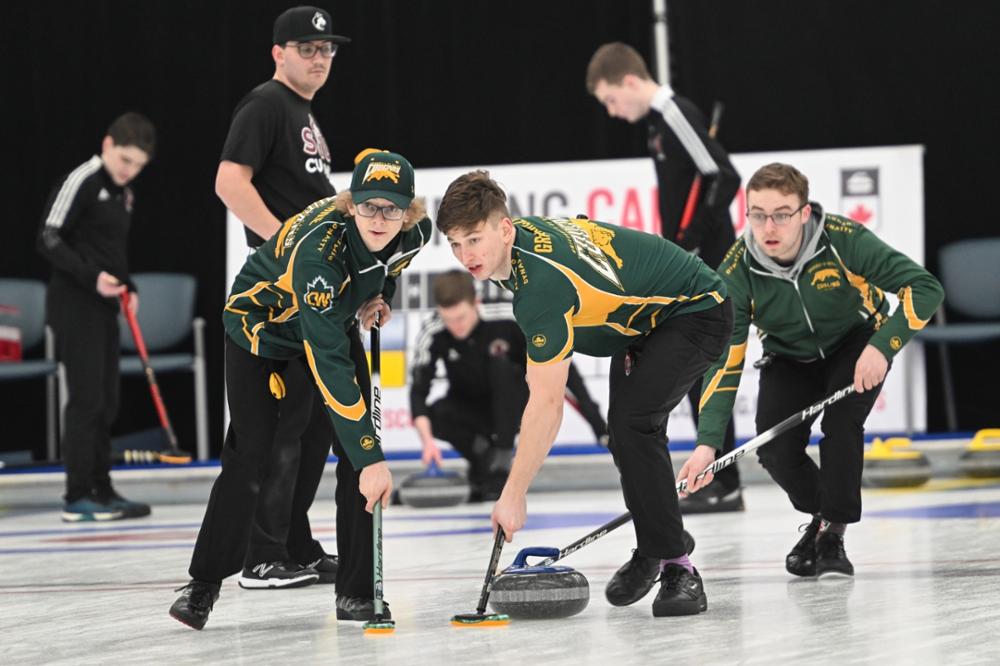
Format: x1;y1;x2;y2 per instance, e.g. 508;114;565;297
810;268;841;290
360;435;376;450
304;276;335;313
531;334;547;348
363;160;401;184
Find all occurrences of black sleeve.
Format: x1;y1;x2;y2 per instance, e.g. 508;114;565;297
36;174;102;290
499;319;527;365
219;94;279;172
672;97;740;253
408;317;441;419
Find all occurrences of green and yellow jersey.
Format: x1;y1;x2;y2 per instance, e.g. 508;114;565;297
498;215;727;364
696;209;945;449
223;196;431;468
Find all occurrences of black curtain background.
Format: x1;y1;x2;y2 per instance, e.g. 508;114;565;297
1;1;997;459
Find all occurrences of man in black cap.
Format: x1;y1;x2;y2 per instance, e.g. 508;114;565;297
212;6;349;591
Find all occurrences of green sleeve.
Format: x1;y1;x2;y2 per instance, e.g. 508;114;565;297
835;222;944;359
696;246;753;450
294;258;383;470
514;264;578;365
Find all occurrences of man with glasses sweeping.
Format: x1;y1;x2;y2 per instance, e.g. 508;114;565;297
678;162;943;579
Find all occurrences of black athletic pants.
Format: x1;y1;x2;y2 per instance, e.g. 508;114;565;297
49;287;119;503
755;327;886;524
246;357;331;566
190;333;373;596
429;355;529;481
607;300;733;560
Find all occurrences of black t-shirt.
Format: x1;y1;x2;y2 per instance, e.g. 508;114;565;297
220;79;337;247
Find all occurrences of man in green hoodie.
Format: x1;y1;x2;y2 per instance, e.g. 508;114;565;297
678;162;943;579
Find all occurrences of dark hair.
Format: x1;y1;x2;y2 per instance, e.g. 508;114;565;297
436;170;510;236
106;112;157;157
432;269;476;308
585;42;652;94
746;163;810;205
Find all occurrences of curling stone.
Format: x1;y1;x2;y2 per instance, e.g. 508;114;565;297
398;461;470;508
489;547;589;620
959;429;1000;478
863;437;931;488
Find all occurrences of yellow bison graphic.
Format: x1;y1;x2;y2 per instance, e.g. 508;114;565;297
575;219;624;268
811;268;840;286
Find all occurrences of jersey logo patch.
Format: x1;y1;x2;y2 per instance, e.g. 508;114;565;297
363;161;401;184
548;217;623;290
531;334;547;348
360;435;375;450
304;276;335;313
489;339;510;357
810;268;841;290
890;336;902;351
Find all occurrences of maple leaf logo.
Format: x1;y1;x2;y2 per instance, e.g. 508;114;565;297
848;204;873;224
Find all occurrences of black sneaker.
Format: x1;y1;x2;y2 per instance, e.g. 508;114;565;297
815;531;854;578
679;486;745;515
651;564;708;617
305;554;339;585
238;561;319;589
61;497;123;523
101;491;151;519
605;549;660;606
169;581;220;630
336;595;392;621
786;517;822;577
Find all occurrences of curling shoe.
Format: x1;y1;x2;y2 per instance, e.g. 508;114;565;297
304;554;339;585
815;530;854;579
652;564;707;617
336;595;392;621
786;516;822;577
169;581;220;630
605;549;660;606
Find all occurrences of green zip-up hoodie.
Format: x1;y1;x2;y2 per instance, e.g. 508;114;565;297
696;203;944;449
223;196;432;469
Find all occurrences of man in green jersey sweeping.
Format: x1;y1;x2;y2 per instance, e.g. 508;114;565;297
437;170;733;617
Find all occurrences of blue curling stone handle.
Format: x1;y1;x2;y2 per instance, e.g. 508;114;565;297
505;547;571;574
423;460;459;479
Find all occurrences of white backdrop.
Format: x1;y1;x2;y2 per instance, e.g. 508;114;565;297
226;145;926;452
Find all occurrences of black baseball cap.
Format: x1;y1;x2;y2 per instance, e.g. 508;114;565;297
273;6;351;45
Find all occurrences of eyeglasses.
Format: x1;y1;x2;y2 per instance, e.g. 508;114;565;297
285;42;338;59
746;203;806;227
356;201;404;221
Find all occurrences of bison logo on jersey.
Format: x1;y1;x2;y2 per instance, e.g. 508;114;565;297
363;160;401;184
575;219;624;269
304;275;335;313
810;268;841;290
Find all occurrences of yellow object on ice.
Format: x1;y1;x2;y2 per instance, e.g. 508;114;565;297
864;437;923;461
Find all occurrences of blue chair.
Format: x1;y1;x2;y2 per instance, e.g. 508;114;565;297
915;238;1000;430
119;273;208;461
0;279;59;459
